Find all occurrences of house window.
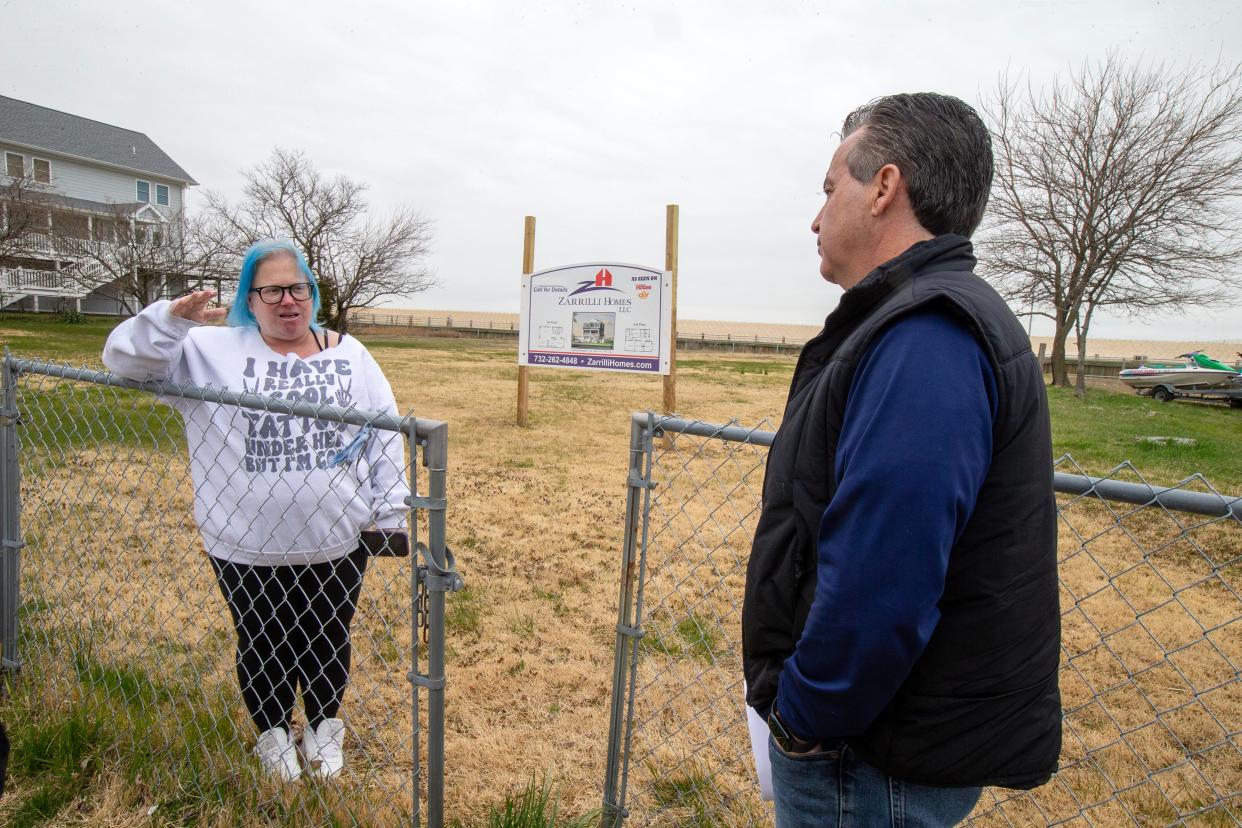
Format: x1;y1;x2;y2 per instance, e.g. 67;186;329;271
93;218;115;242
156;184;169;206
32;158;50;184
5;152;23;178
136;180;150;203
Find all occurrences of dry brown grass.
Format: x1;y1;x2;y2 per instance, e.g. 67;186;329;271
5;339;1239;826
374;344;792;821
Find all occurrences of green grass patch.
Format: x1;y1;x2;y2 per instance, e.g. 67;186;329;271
0;312;116;363
533;587;568;618
4;712;105;828
451;776;597;828
447;585;486;637
641;613;724;663
7;711;104;779
1046;385;1242;489
649;765;729;828
508;613;537;639
374;624;404;665
16;382;184;453
17;597;52;620
72;651;178;708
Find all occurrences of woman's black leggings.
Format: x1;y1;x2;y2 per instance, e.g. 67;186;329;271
210;547;368;733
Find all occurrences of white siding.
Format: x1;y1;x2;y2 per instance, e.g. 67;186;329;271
0;143;187;214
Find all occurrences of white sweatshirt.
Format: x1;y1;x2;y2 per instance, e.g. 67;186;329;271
103;300;410;566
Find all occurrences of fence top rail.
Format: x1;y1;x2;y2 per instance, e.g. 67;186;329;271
7;357;447;450
635;412;777;447
633;411;1242;519
1052;469;1242;519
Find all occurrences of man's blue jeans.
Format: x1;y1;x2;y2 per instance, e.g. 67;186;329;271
769;734;982;827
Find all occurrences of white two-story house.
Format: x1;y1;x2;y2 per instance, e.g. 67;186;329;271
0;95;208;314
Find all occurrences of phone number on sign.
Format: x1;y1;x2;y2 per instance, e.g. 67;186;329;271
529;353;581;366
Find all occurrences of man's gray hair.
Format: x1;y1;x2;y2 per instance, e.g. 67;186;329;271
841;93;993;238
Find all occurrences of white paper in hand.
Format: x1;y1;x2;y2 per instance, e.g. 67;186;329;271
744;682;775;801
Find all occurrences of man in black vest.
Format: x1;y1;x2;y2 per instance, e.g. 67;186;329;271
743;93;1060;827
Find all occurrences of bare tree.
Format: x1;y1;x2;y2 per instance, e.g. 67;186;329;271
0;175;50;246
205;148;435;333
979;55;1242;394
57;206;232;316
0;177;52;313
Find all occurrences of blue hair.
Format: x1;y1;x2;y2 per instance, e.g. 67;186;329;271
226;239;322;329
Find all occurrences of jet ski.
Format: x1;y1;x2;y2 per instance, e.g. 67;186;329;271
1118;351;1240;390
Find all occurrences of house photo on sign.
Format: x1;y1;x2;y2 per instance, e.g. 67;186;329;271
572;313;614;349
519;263;672;374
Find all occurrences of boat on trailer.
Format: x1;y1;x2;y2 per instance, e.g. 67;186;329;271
1118;351;1241;390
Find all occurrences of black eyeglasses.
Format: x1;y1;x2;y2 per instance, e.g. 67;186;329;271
251;283;313;304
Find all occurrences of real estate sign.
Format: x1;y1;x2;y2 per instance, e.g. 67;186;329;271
519;263;673;375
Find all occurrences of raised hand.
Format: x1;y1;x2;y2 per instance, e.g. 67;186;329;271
170;289;228;324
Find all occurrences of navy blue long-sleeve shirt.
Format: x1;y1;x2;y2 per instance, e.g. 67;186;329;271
774;309;998;742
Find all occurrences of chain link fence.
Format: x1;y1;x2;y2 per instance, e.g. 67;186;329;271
0;354;457;827
602;413;1242;827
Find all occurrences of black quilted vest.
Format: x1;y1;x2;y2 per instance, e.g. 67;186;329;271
742;235;1061;789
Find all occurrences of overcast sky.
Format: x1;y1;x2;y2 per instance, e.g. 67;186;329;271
6;0;1241;339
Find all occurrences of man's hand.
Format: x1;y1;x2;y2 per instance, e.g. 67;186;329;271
769;706;823;755
169;289;228;324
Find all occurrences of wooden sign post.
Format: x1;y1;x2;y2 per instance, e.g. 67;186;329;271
517;215;535;427
663;204;679;415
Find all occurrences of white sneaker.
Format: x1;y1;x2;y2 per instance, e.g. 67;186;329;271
302;718;346;778
255;726;301;782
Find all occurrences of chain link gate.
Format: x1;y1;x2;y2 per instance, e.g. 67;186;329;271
602;412;1242;827
0;354;458;827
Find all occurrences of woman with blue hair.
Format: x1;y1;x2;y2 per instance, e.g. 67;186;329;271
103;239;409;782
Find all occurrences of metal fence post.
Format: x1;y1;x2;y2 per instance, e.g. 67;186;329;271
406;418;455;828
0;352;20;680
421;421;451;828
601;414;655;828
407;425;423;828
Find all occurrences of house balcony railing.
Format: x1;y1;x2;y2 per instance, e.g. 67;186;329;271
0;266;70;296
1;263;233;304
9;232;96;258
